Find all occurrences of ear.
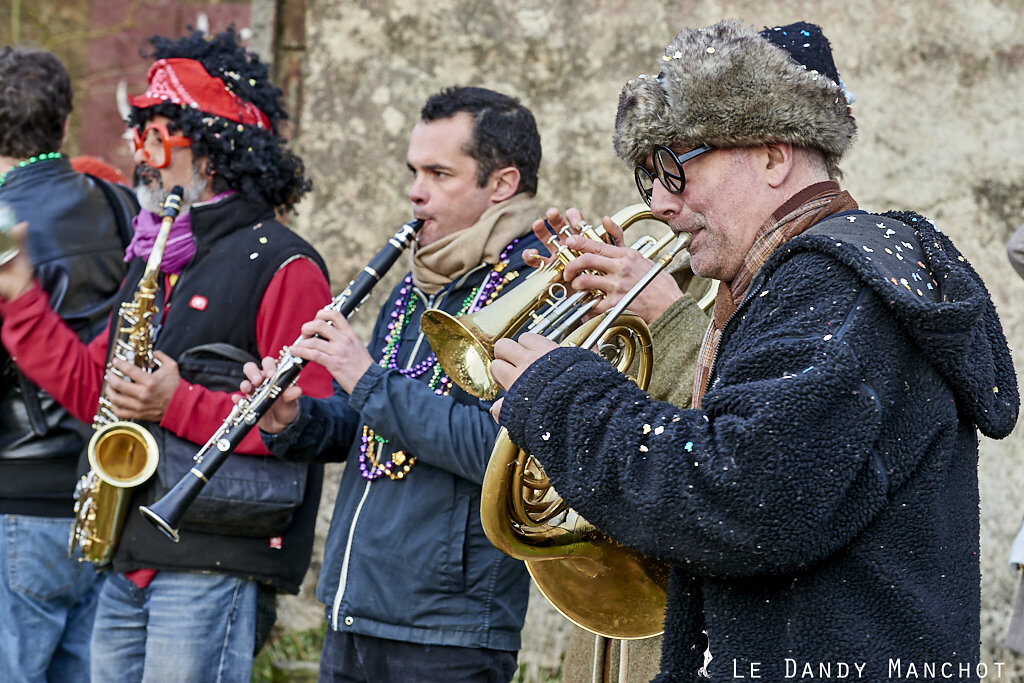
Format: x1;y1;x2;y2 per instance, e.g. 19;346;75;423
189;156;217;202
763;143;794;189
489;166;521;203
189;155;215;181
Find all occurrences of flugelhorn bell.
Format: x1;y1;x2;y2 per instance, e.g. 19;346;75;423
480;233;694;640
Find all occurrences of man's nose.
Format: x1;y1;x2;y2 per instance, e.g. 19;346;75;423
408;175;427;204
649;180;682;222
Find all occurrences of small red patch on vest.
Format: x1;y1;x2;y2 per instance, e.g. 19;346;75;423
269;536;283;549
189;295;208;311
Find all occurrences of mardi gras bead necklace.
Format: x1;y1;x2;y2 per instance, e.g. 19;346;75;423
0;152;63;192
359;239;521;481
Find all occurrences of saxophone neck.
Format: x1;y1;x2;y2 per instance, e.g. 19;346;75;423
138;187;185;285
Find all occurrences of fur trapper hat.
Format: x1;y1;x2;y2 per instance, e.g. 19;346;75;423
614;20;856;178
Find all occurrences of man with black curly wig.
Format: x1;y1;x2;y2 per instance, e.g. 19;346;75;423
0;45;135;683
0;29;334;681
488;20;1018;681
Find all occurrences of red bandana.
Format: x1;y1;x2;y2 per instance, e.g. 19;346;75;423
131;57;271;130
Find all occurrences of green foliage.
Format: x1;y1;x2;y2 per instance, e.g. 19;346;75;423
513;663;563;683
250;624;326;683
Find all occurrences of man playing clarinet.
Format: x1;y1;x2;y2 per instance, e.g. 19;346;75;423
244;86;543;682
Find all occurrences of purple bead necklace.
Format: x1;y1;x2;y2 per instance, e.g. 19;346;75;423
359;239;520;481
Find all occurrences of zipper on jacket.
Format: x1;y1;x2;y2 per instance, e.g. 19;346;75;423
704;267;767;392
330;288;445;628
404;262;489;365
404;291;440;365
705;303;742;393
332;478;373;629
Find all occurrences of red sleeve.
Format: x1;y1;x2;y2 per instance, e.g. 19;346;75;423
158;256;335;454
0;283;110;424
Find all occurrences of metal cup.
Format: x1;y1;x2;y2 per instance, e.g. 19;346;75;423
0;203;19;266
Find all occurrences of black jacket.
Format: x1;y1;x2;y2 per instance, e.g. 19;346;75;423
0;156;134;516
500;211;1018;681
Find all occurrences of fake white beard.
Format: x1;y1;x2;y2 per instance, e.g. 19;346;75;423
135;162;209;214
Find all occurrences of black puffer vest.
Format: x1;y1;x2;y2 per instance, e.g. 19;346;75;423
108;193;328;592
0;156;134;516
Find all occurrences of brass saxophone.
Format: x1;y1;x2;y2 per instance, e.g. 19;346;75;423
69;187;184;565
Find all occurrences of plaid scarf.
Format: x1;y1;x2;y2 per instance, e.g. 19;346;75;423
691;182;859;407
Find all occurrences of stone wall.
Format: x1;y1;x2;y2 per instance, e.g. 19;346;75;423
279;0;1024;679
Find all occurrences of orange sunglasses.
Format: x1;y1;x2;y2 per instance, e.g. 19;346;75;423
132;121;191;169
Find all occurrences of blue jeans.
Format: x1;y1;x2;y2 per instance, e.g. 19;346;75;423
318;629;519;683
90;570;257;683
0;514;102;683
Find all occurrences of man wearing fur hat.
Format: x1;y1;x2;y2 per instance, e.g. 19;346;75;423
0;29;334;681
490;20;1019;681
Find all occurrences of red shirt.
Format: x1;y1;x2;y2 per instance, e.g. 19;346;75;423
1;255;336;588
0;256;335;454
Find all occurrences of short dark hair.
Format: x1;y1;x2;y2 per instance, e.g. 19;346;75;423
421;86;541;197
0;47;72;158
128;28;310;211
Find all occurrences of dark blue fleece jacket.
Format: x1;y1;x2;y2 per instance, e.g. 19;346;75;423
500;211;1018;681
264;232;541;651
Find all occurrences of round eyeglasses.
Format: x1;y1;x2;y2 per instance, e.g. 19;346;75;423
634;145;713;206
132;121;191;169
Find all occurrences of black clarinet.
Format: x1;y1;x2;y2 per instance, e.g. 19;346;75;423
139;218;424;540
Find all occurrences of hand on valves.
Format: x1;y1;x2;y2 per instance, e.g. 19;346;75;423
525;207;683;325
106;352;180;422
489;206;687;423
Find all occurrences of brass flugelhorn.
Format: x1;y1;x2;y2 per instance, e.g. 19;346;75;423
69;186;184;565
139;218;424;541
422;204;714;638
482;233;694;640
420;205;679;400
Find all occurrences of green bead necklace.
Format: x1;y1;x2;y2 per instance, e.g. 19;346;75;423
0;152;63;191
362;280;488;481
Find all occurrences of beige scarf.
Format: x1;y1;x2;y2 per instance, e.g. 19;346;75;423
411;193;539;294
